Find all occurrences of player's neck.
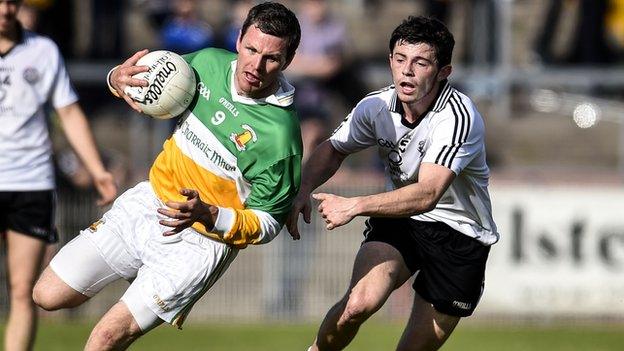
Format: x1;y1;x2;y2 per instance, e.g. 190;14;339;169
0;23;20;54
403;81;441;123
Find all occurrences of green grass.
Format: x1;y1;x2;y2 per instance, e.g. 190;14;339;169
1;321;623;350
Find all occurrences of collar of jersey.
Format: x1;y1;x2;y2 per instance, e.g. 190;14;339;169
389;79;452;128
229;60;295;107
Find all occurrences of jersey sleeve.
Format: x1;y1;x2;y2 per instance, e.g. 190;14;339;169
50;44;78;109
330;99;377;154
423;95;484;175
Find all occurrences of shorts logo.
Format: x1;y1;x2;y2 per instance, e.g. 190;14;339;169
153;294;170;311
87;219;105;233
230;124;257;151
30;226;49;236
452;300;472;310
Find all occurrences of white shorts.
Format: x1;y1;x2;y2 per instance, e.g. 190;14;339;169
50;181;238;330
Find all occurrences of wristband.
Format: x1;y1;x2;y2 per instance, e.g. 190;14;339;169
106;65;121;98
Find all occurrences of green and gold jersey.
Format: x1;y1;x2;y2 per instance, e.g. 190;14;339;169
149;48;302;248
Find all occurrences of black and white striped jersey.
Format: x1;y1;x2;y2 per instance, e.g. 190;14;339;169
0;28;78;191
330;81;498;245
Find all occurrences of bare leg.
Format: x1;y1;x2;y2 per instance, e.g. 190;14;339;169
311;242;412;351
4;230;46;351
85;301;161;350
32;266;90;311
396;293;460;351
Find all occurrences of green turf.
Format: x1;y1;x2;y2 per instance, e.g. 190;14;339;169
1;321;623;350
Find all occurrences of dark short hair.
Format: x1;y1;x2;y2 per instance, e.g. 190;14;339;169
389;16;455;67
240;2;301;63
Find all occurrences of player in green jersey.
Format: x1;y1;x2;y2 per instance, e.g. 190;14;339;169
33;3;302;349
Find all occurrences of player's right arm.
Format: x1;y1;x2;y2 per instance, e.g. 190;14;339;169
107;49;150;112
287;140;347;240
287;96;378;239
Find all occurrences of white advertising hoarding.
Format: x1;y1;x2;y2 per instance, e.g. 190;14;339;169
480;185;624;316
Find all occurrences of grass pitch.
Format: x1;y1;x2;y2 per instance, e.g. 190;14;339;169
1;320;623;350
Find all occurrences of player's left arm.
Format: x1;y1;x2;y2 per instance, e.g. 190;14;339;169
315;163;455;230
56;102;118;205
158;155;300;246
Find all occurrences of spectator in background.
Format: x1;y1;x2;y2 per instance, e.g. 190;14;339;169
288;0;346;164
424;0;451;23
0;1;117;350
534;0;617;65
16;0;37;30
161;0;214;55
219;0;254;52
89;0;124;58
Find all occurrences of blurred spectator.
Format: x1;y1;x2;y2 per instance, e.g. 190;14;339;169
160;0;215;54
534;0;617;65
288;0;347;164
568;0;616;64
17;1;38;30
89;0;124;58
424;0;451;23
137;0;171;29
218;0;254;52
607;0;624;50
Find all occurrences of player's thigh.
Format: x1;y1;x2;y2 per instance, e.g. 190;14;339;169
397;292;460;351
6;230;46;295
35;233;123;309
345;241;412;310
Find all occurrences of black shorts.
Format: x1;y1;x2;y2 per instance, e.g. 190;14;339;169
363;217;490;317
0;190;58;243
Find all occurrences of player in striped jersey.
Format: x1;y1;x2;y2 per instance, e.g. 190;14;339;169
32;2;302;349
289;16;498;351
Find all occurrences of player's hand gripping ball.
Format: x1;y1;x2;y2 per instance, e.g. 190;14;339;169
124;50;196;119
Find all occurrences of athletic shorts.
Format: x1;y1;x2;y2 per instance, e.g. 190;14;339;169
0;190;57;243
50;181;238;330
363;217;490;317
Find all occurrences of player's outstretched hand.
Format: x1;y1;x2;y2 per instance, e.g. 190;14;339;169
110;49;150;113
287;191;312;240
157;188;216;236
313;193;358;230
93;172;117;206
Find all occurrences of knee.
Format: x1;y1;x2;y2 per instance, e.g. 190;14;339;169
32;280;73;311
88;324;140;350
9;282;36;306
89;326;120;350
339;292;378;326
32;283;57;311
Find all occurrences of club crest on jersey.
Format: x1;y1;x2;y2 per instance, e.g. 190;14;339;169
230;124;257;151
23;67;39;85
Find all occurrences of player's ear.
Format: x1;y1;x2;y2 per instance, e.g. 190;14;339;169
438;65;452;81
235;29;242;53
282;51;296;71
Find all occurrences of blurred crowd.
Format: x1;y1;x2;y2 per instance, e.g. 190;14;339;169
19;0;624;186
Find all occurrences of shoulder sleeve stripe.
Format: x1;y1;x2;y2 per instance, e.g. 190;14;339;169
365;85;393;98
435;92;473;168
432;82;454;112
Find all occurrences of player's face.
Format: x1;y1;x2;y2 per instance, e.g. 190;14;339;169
235;25;290;99
0;0;19;35
389;41;450;106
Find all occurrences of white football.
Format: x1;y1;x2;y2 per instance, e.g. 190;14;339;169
124;50;196;119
